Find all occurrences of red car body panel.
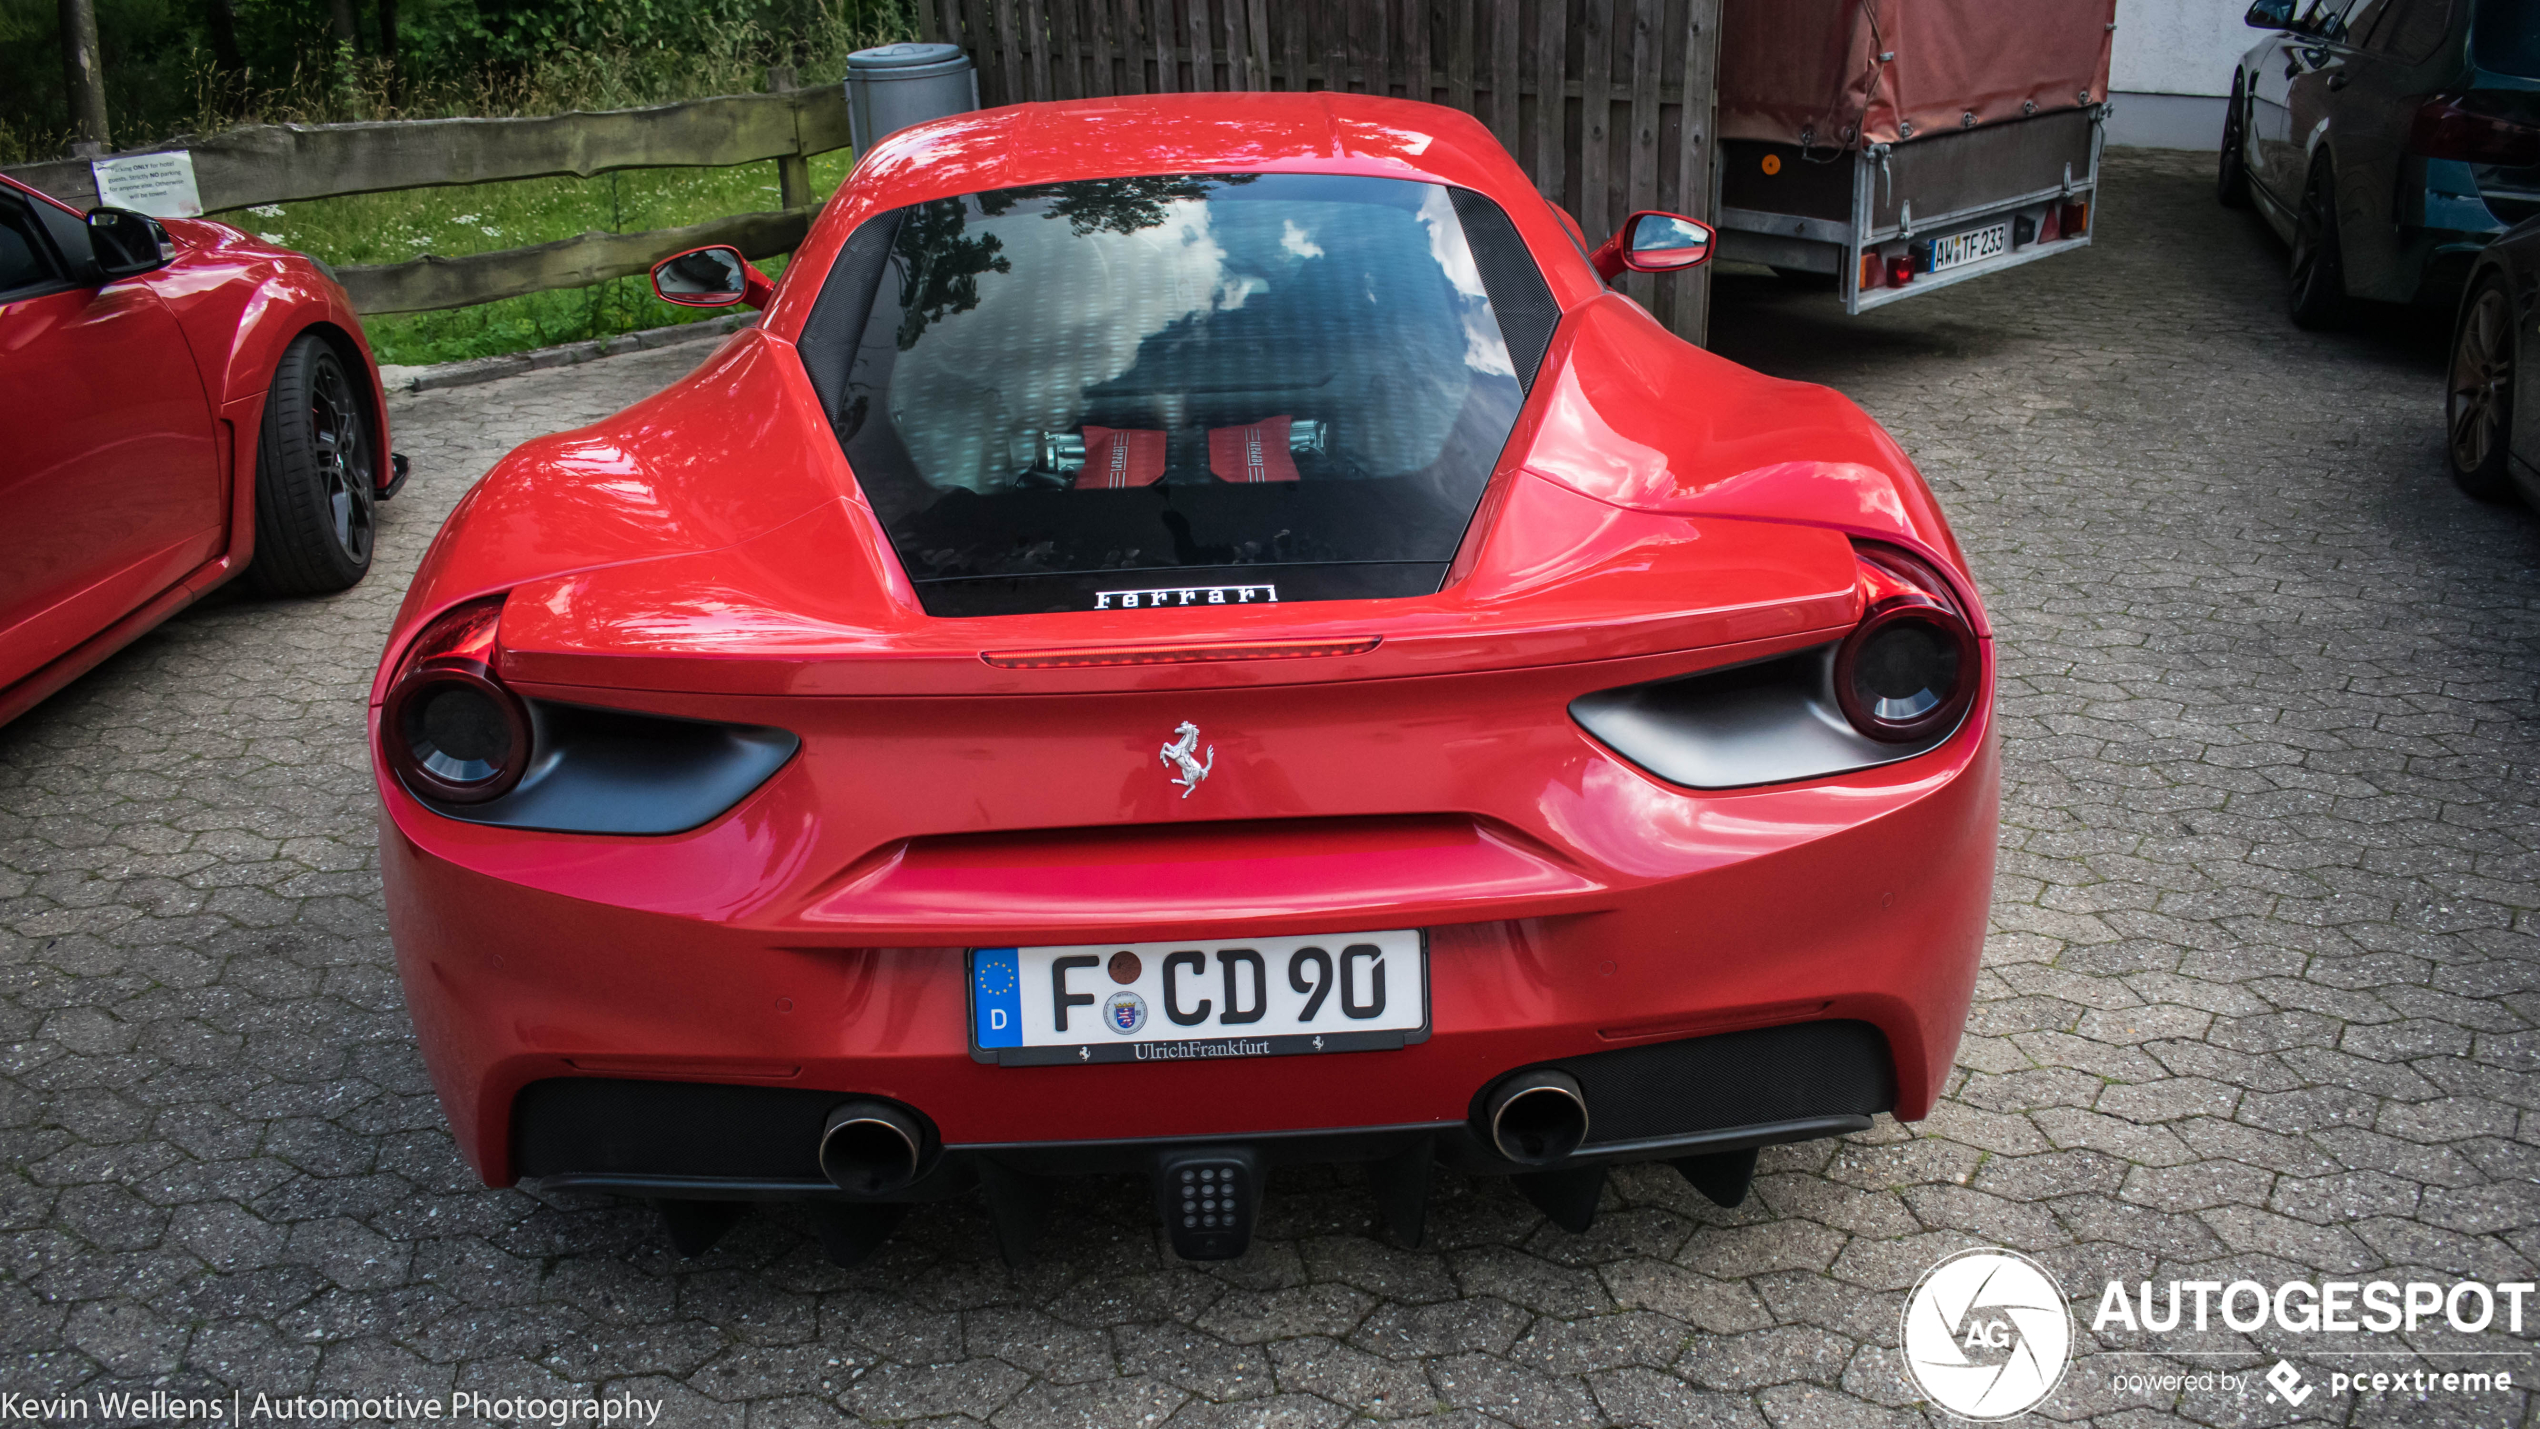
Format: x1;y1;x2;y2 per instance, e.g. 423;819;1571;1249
0;173;389;727
372;94;1999;1200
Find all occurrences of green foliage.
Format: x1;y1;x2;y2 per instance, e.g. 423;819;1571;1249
4;0;908;364
1;0;915;161
246;148;856;365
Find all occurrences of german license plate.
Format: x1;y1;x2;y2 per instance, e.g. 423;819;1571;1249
969;931;1429;1066
1928;221;2010;273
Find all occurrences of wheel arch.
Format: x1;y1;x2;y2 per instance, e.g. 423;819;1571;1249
206;269;392;500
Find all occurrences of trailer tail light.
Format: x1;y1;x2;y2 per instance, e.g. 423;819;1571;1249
1861;253;1883;290
2409;96;2540;166
2058;200;2089;237
1888;254;1915;286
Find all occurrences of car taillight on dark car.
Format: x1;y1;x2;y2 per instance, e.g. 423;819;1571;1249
382;597;530;803
2410;96;2540;167
1834;543;1978;743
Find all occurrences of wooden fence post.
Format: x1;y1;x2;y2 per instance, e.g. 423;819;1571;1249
1673;0;1719;345
769;66;813;210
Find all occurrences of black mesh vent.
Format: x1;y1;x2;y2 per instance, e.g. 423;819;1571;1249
794;208;903;432
515;1078;841;1180
1451;186;1562;392
1514;1020;1896;1146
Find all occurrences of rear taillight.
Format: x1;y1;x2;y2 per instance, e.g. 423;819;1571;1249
1834;544;1978;743
382;597;530;803
2410;96;2540;166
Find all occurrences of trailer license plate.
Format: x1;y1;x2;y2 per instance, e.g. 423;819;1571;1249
1928;221;2009;274
968;931;1428;1066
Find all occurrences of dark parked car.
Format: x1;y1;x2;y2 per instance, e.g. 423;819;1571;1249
2221;0;2540;326
2446;213;2540;505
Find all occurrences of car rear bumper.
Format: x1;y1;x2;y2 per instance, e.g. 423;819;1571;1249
518;1016;1895;1201
379;682;2000;1191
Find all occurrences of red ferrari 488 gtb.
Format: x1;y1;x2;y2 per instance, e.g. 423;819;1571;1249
375;93;1998;1265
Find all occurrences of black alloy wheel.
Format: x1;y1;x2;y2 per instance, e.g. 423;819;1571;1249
2287;157;2347;330
247;332;377;596
2217;75;2251;208
2448;274;2517;501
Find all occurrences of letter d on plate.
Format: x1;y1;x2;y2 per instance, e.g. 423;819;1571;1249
974;948;1022;1047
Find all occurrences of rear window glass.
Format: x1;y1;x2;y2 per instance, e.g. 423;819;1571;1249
820;172;1535;616
2476;0;2540;75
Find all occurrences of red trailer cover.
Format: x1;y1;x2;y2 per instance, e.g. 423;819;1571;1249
1720;0;2116;148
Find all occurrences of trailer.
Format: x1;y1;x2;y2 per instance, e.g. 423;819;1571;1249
1715;0;2119;312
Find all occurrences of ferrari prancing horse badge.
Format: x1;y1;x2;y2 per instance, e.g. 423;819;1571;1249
1160;721;1214;797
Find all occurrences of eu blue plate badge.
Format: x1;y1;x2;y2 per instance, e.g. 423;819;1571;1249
973;947;1022;1048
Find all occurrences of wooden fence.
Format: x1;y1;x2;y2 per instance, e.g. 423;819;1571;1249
1;80;850;315
922;0;1722;340
5;2;1723;336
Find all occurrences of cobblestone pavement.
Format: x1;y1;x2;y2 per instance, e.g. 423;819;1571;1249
4;149;2535;1427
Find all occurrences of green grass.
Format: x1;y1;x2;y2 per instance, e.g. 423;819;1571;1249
241;149;861;366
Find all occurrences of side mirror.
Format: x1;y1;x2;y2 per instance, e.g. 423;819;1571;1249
2245;0;2298;30
1590;210;1715;280
650;244;774;310
85;207;171;280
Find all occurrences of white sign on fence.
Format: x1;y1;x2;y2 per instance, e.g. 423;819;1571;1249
90;151;204;218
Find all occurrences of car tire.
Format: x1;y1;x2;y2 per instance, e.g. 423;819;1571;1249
2447;273;2518;501
2287;156;2347;330
245;332;377;597
2217;76;2251;209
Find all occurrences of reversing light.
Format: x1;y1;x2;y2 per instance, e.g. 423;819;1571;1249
1833;544;1978;743
982;638;1379;669
381;597;531;803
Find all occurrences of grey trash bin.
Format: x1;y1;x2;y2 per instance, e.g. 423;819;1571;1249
846;43;980;156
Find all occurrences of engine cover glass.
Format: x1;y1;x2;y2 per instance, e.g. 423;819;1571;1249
822;173;1533;615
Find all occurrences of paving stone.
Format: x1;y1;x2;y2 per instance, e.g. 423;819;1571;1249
1678;1325;1855;1392
1428;1352;1604;1429
1265;1335;1434;1416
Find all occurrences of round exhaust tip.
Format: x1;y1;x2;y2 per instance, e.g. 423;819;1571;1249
819;1100;924;1197
1484;1070;1590;1166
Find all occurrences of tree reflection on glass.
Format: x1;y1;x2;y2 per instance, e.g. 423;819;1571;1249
978;173;1260;237
891;177;1269;350
892;198;1012;350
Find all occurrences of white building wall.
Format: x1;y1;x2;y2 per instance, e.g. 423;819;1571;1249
2107;0;2260;148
